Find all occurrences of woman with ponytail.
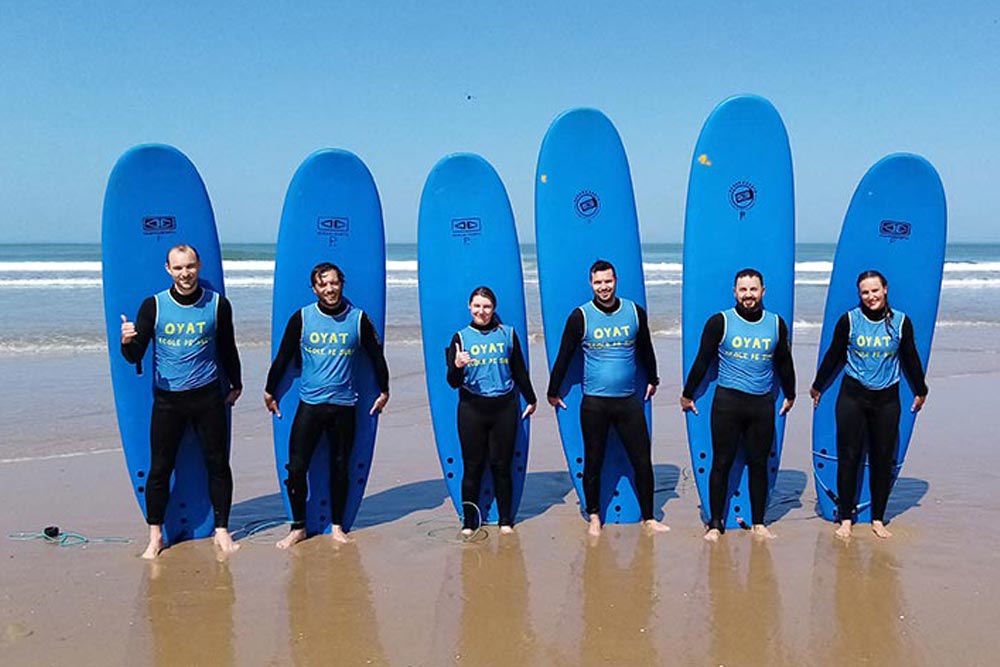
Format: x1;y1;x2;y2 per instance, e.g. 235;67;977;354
810;270;928;539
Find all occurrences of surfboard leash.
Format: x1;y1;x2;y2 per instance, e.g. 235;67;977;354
8;526;133;547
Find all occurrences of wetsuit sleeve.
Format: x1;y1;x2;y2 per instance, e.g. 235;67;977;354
774;316;796;399
264;311;303;395
811;313;850;392
510;330;537;404
899;317;928;396
682;313;724;399
359;313;390;394
635;305;659;386
121;296;156;366
216;296;242;391
547;308;584;398
446;332;464;389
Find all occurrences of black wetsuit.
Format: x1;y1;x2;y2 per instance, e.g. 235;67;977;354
121;286;242;528
547;298;659;521
446;321;536;529
264;301;389;529
683;305;796;530
812;307;927;522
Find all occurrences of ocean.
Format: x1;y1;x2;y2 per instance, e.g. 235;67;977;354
1;242;999;357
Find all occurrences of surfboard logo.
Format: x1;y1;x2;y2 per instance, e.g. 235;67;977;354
316;217;350;235
574;191;600;218
451;217;482;237
879;220;912;241
728;181;756;219
142;216;176;235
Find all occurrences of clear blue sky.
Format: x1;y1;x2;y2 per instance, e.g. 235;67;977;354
1;2;997;243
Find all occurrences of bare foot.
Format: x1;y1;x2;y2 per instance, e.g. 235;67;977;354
644;519;670;534
460;528;474;538
330;525;352;544
871;520;893;539
704;528;721;543
276;528;307;550
213;528;241;555
587;514;602;537
751;524;776;540
141;525;165;560
499;525;514;535
834;519;853;540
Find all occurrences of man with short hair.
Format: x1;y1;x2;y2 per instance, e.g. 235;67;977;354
680;268;796;541
120;244;243;559
547;259;669;537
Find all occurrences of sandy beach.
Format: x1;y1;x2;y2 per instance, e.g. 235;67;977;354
2;330;1000;666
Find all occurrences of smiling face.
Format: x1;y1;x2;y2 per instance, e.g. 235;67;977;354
858;276;887;311
468;294;495;326
590;268;617;306
312;269;343;309
733;274;765;312
165;247;201;295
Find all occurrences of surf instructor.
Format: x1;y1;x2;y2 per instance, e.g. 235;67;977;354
680;268;795;542
547;260;669;537
264;262;389;549
120;243;243;560
810;269;927;539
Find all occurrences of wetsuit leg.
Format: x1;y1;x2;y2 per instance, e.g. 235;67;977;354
458;398;490;529
286;402;326;530
609;396;655;521
835;378;867;521
189;388;233;528
146;390;189;525
580;395;613;517
487;394;519;526
742;393;775;525
866;385;901;522
324;404;357;527
708;387;745;530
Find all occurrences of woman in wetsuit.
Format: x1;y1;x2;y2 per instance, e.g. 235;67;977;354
446;286;536;536
810;270;928;539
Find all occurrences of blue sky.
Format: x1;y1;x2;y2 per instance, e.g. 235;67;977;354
1;2;997;243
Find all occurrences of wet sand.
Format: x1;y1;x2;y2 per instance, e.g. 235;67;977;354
2;331;1000;665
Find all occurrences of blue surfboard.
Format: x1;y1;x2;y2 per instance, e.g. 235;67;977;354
682;95;796;528
535;108;649;524
812;154;946;522
102;144;226;545
271;149;386;534
417;153;531;524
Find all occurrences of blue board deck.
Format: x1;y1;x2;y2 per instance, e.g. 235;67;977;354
682;95;796;529
417;153;531;524
102;144;225;545
271;149;386;535
535;108;649;524
812;154;946;522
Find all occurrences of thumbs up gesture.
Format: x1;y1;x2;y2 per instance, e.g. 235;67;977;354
454;342;472;368
120;314;137;344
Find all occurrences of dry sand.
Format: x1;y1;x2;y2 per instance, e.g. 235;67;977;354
2;334;999;665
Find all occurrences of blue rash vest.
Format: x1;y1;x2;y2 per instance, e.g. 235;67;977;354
580;299;639;398
844;306;905;390
299;302;363;406
457;324;515;397
153;288;219;391
717;308;779;396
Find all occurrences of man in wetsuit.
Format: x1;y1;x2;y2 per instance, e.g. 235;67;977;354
264;262;389;548
547;260;669;537
120;244;243;559
680;268;795;541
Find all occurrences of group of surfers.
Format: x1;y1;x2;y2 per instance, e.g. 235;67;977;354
120;244;927;559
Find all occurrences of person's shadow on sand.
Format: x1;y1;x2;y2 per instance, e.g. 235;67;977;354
808;476;929;522
230;464;686;534
765;469;808;523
